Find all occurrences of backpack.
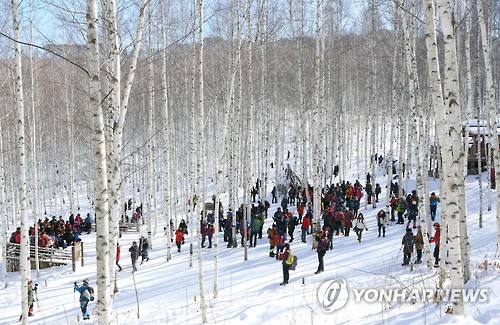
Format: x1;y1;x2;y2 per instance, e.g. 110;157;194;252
81;286;94;302
9;232;17;243
288;253;298;271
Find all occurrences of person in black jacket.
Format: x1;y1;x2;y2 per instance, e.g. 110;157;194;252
401;228;415;266
129;241;140;272
139;235;149;264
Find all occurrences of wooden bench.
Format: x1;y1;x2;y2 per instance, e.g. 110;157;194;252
119;222;138;232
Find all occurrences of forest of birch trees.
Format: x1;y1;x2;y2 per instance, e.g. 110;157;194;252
0;0;499;322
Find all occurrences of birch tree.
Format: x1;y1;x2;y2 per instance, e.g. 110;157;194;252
477;0;500;254
425;0;467;314
86;0;111;322
0;121;8;287
11;0;30;322
195;0;207;321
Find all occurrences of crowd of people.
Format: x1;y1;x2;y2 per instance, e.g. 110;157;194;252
9;213;94;250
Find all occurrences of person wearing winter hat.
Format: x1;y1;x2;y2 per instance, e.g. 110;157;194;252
401;228;415;266
429;222;441;267
278;243;292;285
74;278;94;320
315;231;329;274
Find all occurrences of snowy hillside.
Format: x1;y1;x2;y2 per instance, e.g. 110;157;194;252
1;166;499;325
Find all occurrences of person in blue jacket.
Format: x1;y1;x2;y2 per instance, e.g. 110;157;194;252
74;278;94;320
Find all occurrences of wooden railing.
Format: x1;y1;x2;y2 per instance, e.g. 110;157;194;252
6;242;83;272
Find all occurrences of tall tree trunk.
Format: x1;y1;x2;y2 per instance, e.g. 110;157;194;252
86;0;111;322
427;0;467;314
477;0;500;254
160;0;173;262
28;2;41;277
196;0;207;321
11;0;30;322
0;123;8;287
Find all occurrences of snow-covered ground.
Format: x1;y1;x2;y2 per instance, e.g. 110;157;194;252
1;165;499;325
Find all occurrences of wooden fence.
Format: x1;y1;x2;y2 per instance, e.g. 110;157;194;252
6;242;84;272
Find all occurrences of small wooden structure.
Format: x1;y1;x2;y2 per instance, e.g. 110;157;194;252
462;120;500;175
6;242;84;272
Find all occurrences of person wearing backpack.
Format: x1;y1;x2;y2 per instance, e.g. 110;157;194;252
74;278;94;320
278;243;293;286
315;231;329;274
401;228;415;266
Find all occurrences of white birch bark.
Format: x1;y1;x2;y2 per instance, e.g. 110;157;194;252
11;0;30;321
196;0;207;321
160;0;173;262
477;0;500;254
147;2;154;248
105;0;148;295
0;122;8;287
86;0;111;322
28;4;40;277
428;0;466;314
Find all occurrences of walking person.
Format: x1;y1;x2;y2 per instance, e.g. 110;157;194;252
315;230;329;274
129;241;140;272
139;235;149;264
395;198;407;225
301;214;310;243
429;222;441;267
116;243;123;272
207;223;214;248
250;217;261;247
415;226;424;264
271;186;278;203
401;228;415;266
429;192;440;221
278;243;293;286
74;278;94;320
175;228;184;252
354;213;368;242
376;210;388;237
28;280;35;317
268;224;278;257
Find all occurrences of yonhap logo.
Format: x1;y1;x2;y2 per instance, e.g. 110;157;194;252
317;278;349;313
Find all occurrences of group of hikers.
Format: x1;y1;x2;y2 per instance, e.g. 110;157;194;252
17;169;447;319
9;213;93;250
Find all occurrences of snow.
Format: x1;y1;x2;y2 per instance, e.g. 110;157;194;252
1;166;499;325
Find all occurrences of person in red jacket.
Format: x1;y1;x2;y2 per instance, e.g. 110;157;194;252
429;222;441;267
278;243;292;286
10;227;21;244
116;243;122;272
175;228;184;252
301;215;310;243
297;203;305;224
